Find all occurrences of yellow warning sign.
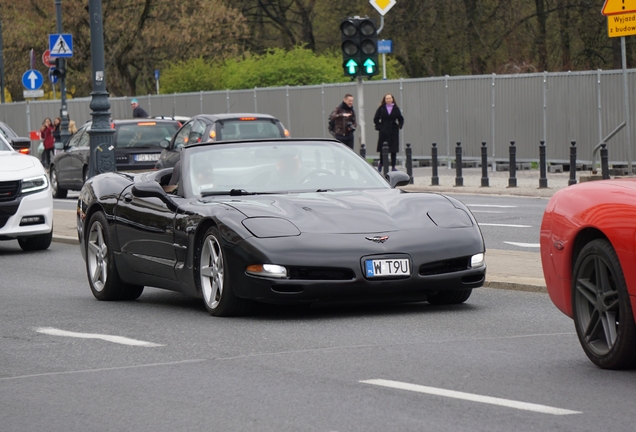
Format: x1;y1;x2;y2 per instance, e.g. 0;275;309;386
602;0;636;16
607;12;636;37
369;0;397;16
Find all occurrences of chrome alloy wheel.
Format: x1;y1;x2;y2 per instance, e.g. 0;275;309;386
200;234;224;310
574;252;620;356
87;220;108;292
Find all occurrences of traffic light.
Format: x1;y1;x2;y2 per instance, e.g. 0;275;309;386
51;58;66;79
340;17;379;78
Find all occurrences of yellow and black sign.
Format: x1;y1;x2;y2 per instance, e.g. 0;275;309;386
602;0;636;15
607;12;636;37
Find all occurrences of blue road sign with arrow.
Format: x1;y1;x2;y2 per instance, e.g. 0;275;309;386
22;70;44;90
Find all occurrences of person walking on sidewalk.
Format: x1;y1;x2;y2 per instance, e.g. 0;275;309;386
131;98;149;118
373;93;404;172
40;118;55;170
329;94;357;150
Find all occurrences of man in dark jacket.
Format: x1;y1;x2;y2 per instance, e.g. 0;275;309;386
131;98;149;118
329;94;356;149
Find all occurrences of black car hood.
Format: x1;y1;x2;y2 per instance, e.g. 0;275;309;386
216;189;473;234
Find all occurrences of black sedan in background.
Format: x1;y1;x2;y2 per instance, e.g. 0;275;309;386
155;113;289;169
78;138;486;317
50;118;181;198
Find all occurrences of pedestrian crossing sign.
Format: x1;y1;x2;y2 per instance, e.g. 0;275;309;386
49;34;73;58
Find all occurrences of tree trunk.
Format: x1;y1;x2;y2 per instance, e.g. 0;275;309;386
535;0;548;71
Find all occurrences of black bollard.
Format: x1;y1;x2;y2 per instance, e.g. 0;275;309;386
406;143;413;184
539;140;548;189
431;143;439;186
601;143;610;180
360;143;366;159
481;142;489;187
382;141;389;176
455;142;463;186
568;141;577;186
508;141;517;188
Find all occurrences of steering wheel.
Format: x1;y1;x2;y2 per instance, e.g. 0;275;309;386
299;169;333;184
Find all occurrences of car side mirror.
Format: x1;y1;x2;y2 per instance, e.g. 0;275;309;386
160;139;170;149
385;170;411;188
132;181;179;211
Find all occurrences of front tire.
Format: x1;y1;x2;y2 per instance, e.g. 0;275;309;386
195;226;252;317
427;289;472;305
50;167;67;199
85;212;144;301
572;239;636;369
18;231;53;251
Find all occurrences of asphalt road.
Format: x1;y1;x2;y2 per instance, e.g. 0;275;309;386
1;242;635;432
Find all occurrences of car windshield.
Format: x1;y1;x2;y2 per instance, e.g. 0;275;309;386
217;119;284;140
184;141;389;196
0;135;12;151
114;121;179;148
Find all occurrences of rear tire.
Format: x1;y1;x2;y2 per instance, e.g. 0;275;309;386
85;211;144;301
195;225;253;317
18;231;53;251
427;289;472;305
572;239;636;369
50;167;67;199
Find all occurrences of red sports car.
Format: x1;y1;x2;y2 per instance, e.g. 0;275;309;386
540;179;636;369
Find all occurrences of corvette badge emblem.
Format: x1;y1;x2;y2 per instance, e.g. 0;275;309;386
365;235;389;243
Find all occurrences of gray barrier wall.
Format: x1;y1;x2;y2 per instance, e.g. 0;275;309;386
1;69;635;164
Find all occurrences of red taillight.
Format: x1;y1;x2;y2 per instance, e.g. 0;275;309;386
239;117;257;121
137;122;157;126
19;148;30;154
284;129;290;137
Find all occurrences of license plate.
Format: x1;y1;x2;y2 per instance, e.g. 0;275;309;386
365;258;411;278
134;153;160;162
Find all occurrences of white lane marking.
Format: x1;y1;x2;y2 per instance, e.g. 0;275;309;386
361;379;581;416
36;327;164;347
467;204;517;208
504;241;540;248
470;210;504;214
479;223;532;228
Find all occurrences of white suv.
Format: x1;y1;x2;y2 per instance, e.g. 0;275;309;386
0;134;53;251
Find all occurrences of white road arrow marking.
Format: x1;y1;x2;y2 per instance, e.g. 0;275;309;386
361;379;581;415
504;241;540;248
36;327;164;347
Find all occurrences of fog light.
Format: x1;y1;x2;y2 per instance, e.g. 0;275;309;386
246;264;288;279
20;215;45;226
471;253;485;268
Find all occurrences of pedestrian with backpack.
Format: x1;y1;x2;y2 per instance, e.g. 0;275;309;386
329;94;356;150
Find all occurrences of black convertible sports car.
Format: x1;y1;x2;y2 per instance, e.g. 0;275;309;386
78;138;486;316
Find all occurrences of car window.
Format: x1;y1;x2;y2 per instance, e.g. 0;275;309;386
0;134;11;151
66;127;85;148
114;121;179;148
172;121;193;149
77;128;90;148
188;120;206;144
216;119;284;141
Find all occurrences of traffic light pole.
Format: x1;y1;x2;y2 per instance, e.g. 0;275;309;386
357;77;366;149
54;0;70;145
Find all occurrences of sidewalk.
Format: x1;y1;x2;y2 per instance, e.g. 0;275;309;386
53;167;576;293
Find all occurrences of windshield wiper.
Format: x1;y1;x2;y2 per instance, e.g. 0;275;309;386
201;189;254;197
315;189;333;192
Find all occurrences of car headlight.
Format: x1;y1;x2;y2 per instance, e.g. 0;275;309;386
21;175;49;194
246;264;288;279
471;253;485;268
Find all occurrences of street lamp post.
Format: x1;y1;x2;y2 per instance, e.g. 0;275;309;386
54;0;69;144
87;0;115;178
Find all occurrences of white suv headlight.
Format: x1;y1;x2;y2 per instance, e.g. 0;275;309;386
21;175;49;194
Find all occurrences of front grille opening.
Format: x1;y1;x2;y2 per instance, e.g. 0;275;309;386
288;267;355;281
0;181;20;202
20;215;45;226
271;285;304;294
419;257;470;276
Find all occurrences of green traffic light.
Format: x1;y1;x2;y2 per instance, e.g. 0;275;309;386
363;58;376;74
346;59;358;75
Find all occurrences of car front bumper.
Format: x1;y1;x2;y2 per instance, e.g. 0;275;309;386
0;189;53;239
